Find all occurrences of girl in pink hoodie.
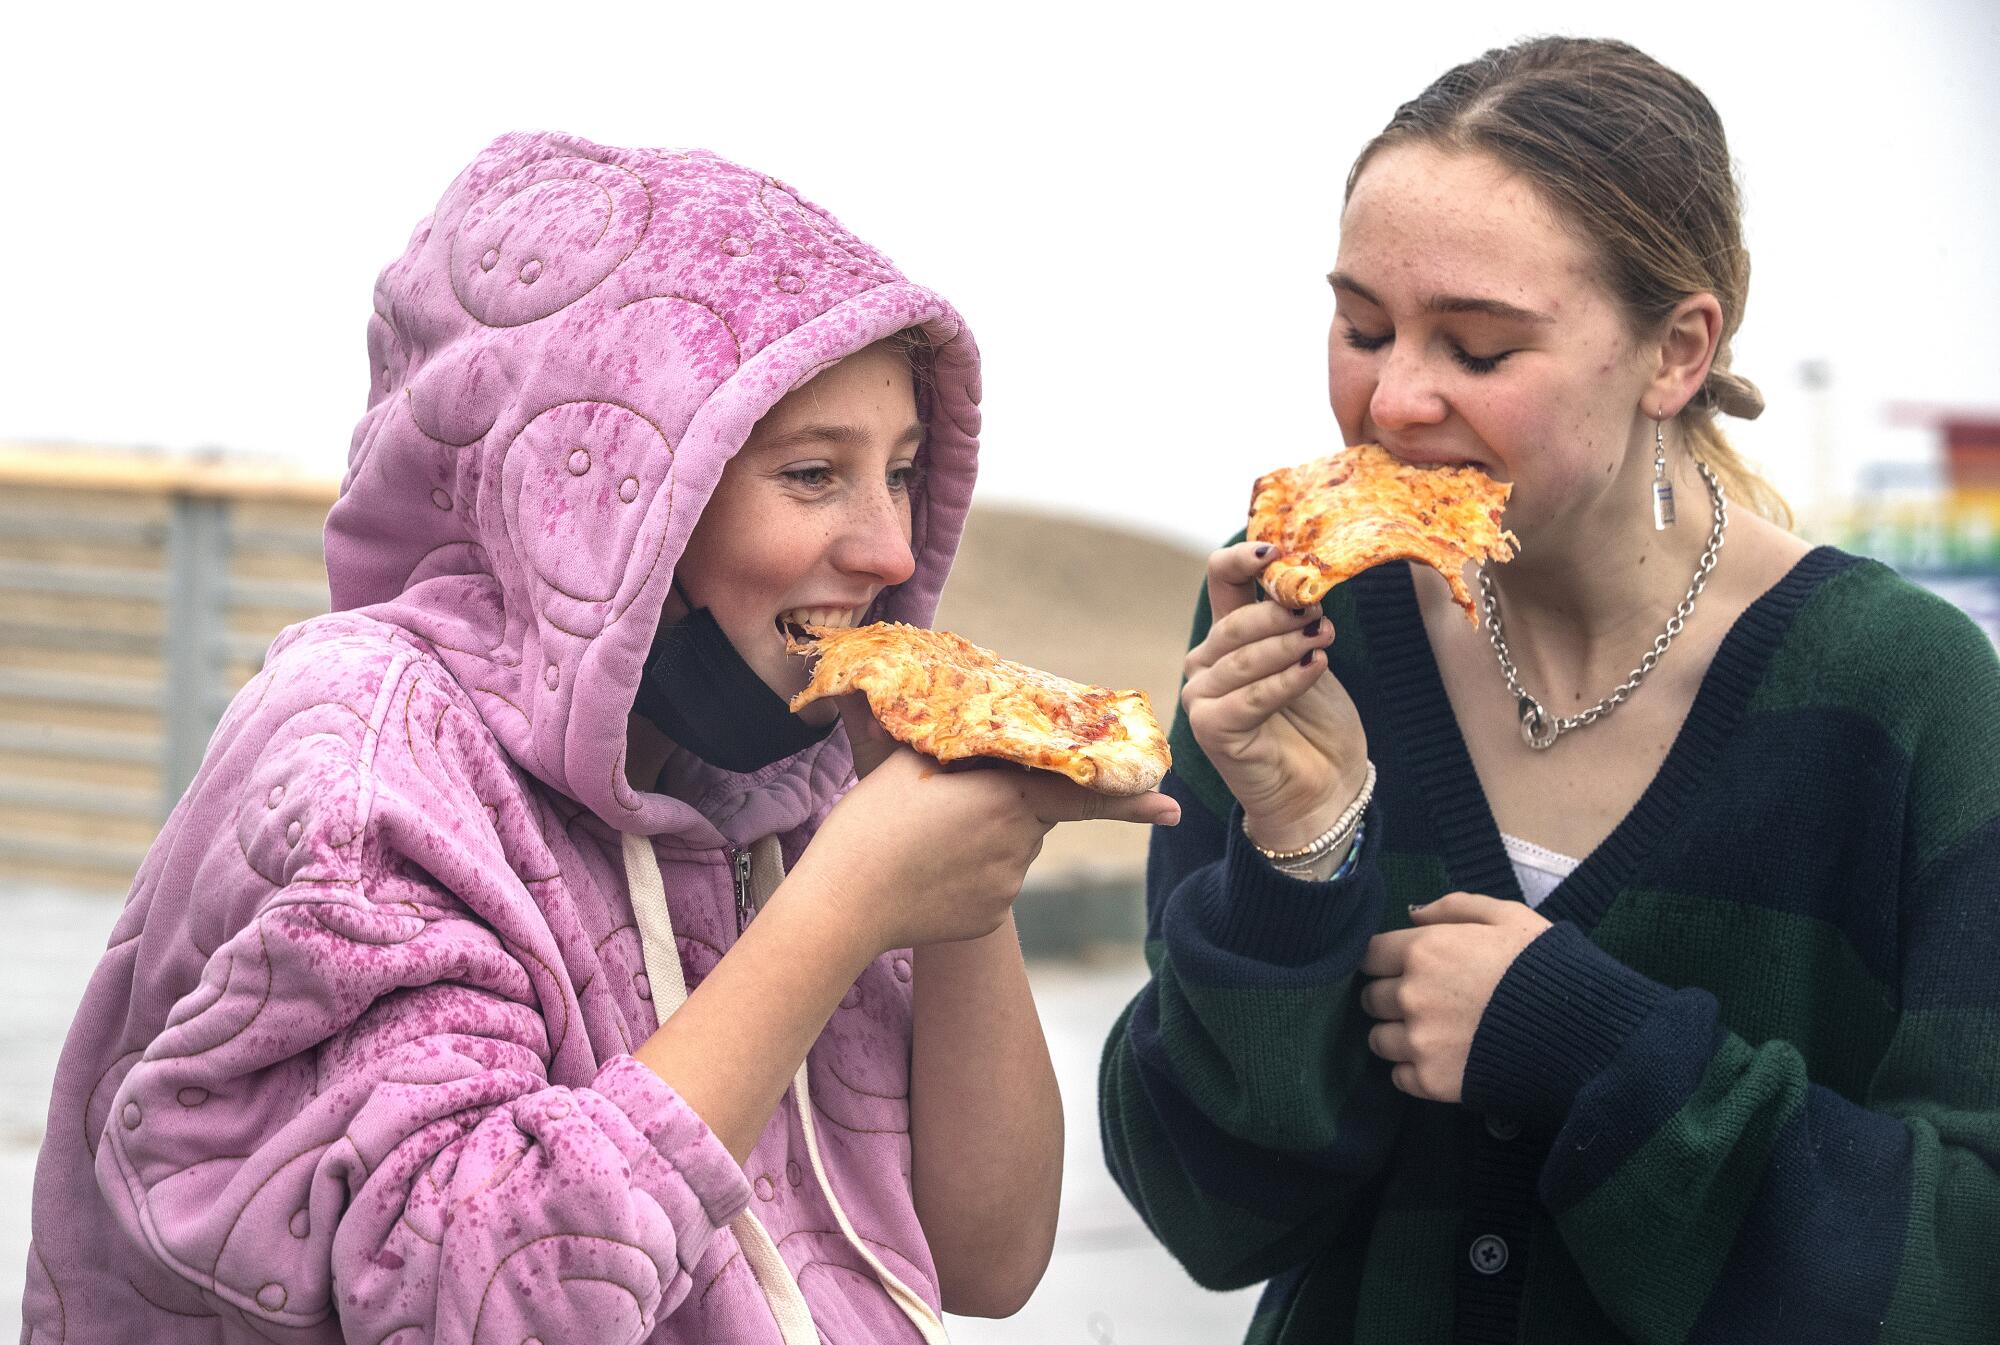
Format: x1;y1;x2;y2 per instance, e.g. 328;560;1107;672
24;131;1176;1345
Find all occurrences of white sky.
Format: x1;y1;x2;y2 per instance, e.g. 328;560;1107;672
4;0;1995;549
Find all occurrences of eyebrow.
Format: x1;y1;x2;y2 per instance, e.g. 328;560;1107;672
751;421;926;453
1327;271;1554;326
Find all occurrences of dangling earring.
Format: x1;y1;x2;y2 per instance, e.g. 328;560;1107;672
1651;414;1677;531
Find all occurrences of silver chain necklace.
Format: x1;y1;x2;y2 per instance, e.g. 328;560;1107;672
1481;461;1728;750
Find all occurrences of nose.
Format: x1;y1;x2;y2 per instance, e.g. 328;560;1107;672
829;482;917;587
1369;341;1448;433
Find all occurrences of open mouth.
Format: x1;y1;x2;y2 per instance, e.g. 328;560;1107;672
777;606;867;646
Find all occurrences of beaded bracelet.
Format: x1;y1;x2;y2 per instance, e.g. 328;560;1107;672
1269;820;1367;882
1247;760;1377;869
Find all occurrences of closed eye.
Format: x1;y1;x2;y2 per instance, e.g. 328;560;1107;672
1341;326;1391;353
1450;344;1512;375
1344;324;1511;375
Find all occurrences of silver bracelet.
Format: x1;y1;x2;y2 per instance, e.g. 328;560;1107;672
1272;819;1366;881
1269;814;1360;880
1247;761;1377;868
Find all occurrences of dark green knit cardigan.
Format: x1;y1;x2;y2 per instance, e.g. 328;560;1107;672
1100;548;2000;1343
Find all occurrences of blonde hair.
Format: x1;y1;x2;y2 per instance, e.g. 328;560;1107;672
883;325;938;425
1350;36;1791;527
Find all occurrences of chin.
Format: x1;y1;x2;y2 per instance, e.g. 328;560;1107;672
766;650;822;714
751;655;813;711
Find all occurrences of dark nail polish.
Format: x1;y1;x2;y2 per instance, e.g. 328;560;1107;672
1298;650;1317;668
1289;607;1305;617
1303;619;1322;638
1255;544;1273;558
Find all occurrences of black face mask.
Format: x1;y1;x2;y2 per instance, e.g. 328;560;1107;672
631;606;833;775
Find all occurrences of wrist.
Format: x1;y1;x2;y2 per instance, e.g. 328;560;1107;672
912;912;1018;958
1275;818;1367;883
1243;760;1374;856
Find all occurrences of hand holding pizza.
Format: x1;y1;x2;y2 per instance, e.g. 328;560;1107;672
1182;540;1371;853
796;745;1179;952
781;623;1179;949
1194;444;1517;849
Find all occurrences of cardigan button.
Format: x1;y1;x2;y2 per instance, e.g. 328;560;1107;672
1484;1114;1522;1142
1469;1234;1509;1275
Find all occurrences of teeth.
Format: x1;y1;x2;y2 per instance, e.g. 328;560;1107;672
781;607;862;629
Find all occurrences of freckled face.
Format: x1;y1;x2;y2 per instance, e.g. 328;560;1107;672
674;343;921;723
1328;144;1656;534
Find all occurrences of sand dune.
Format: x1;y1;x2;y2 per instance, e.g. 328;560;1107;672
933;504;1209;890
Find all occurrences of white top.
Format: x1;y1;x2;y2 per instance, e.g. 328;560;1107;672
1501;833;1581;909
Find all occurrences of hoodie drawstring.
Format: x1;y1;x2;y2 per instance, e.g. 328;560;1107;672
620;831;950;1344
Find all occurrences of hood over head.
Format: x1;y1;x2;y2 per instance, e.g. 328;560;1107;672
325;131;980;843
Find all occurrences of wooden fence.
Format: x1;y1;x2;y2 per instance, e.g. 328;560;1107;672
0;444;334;892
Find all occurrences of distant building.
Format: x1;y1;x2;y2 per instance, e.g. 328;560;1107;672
1843;407;2000;641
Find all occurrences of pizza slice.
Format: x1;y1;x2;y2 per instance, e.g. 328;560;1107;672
787;623;1170;796
1248;442;1518;620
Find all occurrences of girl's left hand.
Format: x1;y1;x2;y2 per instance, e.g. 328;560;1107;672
1358;894;1552;1103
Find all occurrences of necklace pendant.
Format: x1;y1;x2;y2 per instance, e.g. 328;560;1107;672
1519;698;1558;750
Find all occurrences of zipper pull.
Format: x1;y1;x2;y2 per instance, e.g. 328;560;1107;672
732;847;753;932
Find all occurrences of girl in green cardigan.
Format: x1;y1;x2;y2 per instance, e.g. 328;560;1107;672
1101;36;2000;1344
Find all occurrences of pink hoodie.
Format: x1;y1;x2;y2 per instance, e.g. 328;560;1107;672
24;131;981;1344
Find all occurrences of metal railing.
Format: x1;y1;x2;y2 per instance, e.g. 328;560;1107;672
0;444;336;891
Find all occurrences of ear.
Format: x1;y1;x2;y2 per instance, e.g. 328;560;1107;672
1645;293;1723;420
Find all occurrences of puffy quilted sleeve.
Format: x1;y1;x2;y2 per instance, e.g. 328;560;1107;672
96;875;749;1344
89;632;751;1343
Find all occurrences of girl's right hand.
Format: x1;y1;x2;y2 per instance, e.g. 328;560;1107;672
793;747;1179;954
1182;541;1370;852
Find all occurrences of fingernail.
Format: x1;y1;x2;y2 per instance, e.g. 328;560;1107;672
1298;650;1317;668
1255;544;1273;558
1289;607;1305;617
1408;902;1429;914
1303;619;1322;638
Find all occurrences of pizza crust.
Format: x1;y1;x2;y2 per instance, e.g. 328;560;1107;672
1248;443;1518;620
788;623;1170;796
